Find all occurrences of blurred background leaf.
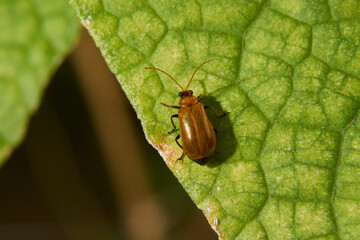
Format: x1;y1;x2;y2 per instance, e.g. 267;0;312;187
0;0;80;165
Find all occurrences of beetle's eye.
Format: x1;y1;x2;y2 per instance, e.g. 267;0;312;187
189;90;193;95
178;92;182;97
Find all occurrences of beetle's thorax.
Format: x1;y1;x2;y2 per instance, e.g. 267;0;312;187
179;96;198;108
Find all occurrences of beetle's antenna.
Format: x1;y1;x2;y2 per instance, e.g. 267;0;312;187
186;60;213;90
145;67;184;90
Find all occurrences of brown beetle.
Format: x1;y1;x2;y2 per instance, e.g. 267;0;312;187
145;60;228;165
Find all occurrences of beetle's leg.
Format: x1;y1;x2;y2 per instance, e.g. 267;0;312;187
213;127;218;135
204;105;229;118
197;94;203;102
161;103;180;109
167;114;178;134
175;134;183;149
162;103;180;134
175;135;185;161
177;151;185;161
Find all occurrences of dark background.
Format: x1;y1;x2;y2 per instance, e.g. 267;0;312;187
0;30;217;240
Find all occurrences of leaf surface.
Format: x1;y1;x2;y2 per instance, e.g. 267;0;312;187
71;0;360;239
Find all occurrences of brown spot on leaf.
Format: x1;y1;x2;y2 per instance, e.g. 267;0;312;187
154;142;176;165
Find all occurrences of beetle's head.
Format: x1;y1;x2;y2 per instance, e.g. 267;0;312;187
179;90;198;107
178;90;193;98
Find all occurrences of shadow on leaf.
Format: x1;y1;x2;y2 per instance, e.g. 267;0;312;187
201;96;236;168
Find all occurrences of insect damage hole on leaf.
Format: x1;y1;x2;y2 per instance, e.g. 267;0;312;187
145;60;229;165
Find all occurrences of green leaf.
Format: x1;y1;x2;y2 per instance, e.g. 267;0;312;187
0;0;80;166
71;0;360;239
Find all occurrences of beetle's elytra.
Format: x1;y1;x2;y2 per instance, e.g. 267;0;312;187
145;60;228;165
